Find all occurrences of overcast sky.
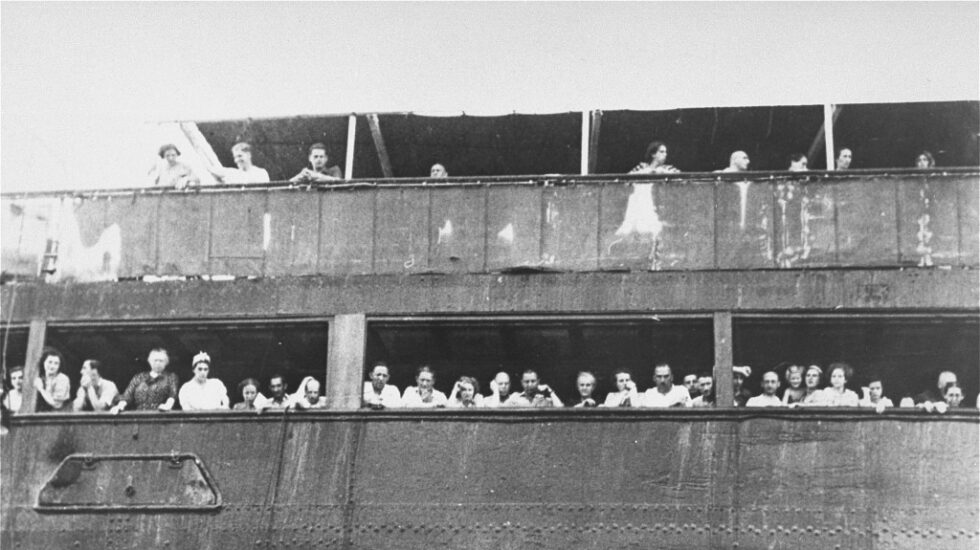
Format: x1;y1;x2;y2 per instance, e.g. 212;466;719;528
2;1;977;191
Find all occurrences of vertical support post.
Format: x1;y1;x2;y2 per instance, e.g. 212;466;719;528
713;311;733;407
366;113;394;178
19;319;47;414
580;111;590;175
588;110;603;174
344;114;357;181
823;103;836;171
325;313;366;410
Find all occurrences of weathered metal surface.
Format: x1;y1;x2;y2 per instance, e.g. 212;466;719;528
319;190;375;275
265;190;321;276
487;185;543;270
429;187;487;273
374;187;429;274
2;269;976;324
2;171;977;281
210;191;267;276
2;411;977;549
540;185;600;271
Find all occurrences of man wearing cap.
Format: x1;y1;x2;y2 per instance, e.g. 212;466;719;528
733;365;753;407
363;362;402;409
641;363;691;408
746;371;783;407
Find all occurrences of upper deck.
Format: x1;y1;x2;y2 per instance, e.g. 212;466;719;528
3;169;978;285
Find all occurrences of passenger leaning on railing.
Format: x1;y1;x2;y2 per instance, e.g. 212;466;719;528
447;376;483;408
641;363;691;408
746;371;783;407
690;374;714;407
178;352;229;411
604;369;639;408
401;366;448;408
858;377;893;412
34;349;71;413
110;348;178;414
72;360;118;412
363;362;401;409
505;369;563;408
483;372;512;408
629;141;680;175
290;377;327;409
233;378;262;411
571;371;598;408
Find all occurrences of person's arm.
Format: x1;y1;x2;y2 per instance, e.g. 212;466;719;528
205;164;229;183
545;386;563;407
448;382;461;402
73;385;88;412
111;375;139;414
217;381;229;409
178;383;192;411
159;373;178;411
97;382;119;411
34;377;67;409
290;169;311;183
309;171;341;183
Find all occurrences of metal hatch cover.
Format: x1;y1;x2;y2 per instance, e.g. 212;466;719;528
35;453;222;513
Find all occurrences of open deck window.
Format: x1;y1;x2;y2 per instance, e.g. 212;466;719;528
366;317;714;405
733;315;979;401
43;321;328;410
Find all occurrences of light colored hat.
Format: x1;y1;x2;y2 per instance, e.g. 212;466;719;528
732;365;752;378
192;351;211;366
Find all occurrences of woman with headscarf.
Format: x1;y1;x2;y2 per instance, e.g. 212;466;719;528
290;376;326;409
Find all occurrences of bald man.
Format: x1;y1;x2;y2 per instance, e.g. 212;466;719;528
717;150;750;172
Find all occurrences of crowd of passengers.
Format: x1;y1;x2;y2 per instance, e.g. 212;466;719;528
0;347;974;416
152;139;943;188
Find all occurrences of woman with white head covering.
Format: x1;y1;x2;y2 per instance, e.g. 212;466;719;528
178;351;229;411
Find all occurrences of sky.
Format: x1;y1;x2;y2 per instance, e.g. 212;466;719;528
2;1;978;191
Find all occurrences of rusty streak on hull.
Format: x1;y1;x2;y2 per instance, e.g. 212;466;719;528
2;410;978;550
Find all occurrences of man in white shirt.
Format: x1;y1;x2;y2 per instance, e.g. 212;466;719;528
746;371;783;407
401;366;448;408
208;142;271;184
642;363;691;408
363;362;402;409
716;150;750;173
483;371;512;408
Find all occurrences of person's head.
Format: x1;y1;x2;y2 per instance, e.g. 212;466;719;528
415;366;435;392
430;163;448;178
645;141;668;166
804;365;823;390
827;362;853;390
576;371;596;399
39;349;64;377
308;143;328;170
147;348;170;374
915;151;935;169
268;374;287;398
457;376;479;402
370;362;390;391
788;153;808;172
943;382;964;408
304;378;322;403
521;370;539;394
697;374;713;395
80;359;102;382
836;148;852;170
785;364;804;389
936;370;958;391
653;363;673;392
732;366;751;391
682;374;698;392
867;378;884;401
158;144;180;165
730;151;750;171
761;371;780;396
231;142;254;169
238;378;260;404
8;366;24;391
191;351;211;383
493;371;511;396
613;369;633;392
